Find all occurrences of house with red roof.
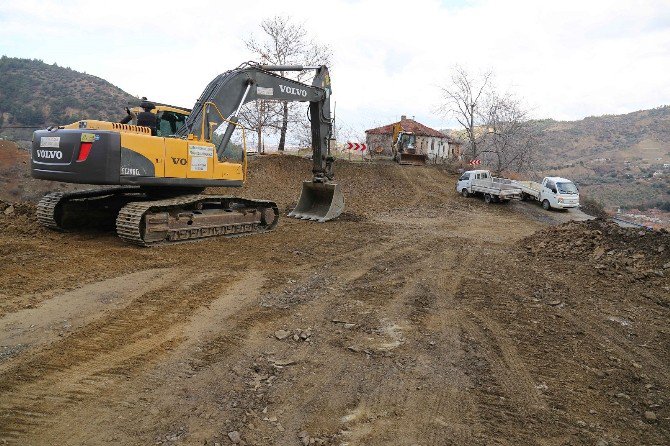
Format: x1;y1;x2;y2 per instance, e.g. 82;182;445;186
365;115;462;163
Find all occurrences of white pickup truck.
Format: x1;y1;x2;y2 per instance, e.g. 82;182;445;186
456;170;522;203
512;177;580;210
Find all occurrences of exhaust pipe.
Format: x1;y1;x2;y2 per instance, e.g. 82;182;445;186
289;180;344;222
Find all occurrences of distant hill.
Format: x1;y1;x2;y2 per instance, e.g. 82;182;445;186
534;106;670;165
0;56;136;135
531;107;670;212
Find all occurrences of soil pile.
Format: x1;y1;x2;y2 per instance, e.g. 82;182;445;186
525;218;670;274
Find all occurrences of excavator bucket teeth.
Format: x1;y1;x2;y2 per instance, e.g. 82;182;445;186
289;181;344;222
399;153;427;166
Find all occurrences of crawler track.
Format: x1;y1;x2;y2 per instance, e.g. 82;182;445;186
116;195;279;246
36;187;144;231
36;188;279;246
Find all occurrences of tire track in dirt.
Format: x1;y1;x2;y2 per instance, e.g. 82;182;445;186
0;268;173;365
410;244;481;445
206;232;433;444
455;269;555;444
390;239;485;445
295;232;480;444
0;269;240;443
17;270;278;444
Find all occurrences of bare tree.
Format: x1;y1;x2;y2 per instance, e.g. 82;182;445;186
481;93;539;175
238;99;280;153
244;16;332;151
439;66;492;161
440;66;537;174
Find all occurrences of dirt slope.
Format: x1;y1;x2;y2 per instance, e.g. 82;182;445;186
0;156;668;445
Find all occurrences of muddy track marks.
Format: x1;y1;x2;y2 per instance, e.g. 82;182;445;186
0;269;244;443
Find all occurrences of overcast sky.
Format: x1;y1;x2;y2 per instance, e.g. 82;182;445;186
1;0;669;141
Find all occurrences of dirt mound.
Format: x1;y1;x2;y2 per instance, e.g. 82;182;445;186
0;199;40;237
525;219;670;273
214;155;441;217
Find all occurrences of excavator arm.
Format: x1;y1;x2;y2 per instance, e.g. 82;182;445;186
178;63;334;181
176;63;343;221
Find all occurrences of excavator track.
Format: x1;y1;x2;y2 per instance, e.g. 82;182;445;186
116;195;279;247
36;191;66;229
37;189;280;246
36;187;144;231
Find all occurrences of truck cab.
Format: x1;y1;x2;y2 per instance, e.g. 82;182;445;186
539;176;580;210
456;169;490;194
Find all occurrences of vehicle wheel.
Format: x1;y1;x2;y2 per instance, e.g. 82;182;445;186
542;199;551;210
484;193;492;204
461;188;469;198
520;193;528;201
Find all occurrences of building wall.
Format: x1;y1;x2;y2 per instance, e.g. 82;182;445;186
366;134;394;157
418;136;454;164
449;141;463;160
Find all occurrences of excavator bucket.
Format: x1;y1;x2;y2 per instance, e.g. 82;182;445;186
289;180;344;222
399;153;427;166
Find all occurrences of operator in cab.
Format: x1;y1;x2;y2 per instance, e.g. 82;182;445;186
136;99;158;136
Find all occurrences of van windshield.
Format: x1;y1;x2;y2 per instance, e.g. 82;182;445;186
557;182;578;194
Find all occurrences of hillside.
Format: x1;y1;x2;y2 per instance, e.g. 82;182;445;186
533;107;670;213
535;106;670;164
0;56;136;139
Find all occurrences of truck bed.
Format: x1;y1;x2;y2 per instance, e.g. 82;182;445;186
471;178;522;199
512;180;542;199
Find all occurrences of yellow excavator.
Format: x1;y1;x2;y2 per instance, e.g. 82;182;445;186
391;123;427;166
31;63;343;246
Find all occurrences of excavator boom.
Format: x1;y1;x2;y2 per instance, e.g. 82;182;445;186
178;63;342;221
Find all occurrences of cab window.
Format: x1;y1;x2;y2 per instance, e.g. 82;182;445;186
156;111;188;136
545;181;556;192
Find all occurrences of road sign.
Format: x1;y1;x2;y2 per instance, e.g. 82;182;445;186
346;142;367;151
469;159;482;166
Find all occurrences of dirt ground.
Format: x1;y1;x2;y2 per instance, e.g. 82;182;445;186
0;155;668;446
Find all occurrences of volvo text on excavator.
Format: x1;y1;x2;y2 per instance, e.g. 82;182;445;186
31;63;344;246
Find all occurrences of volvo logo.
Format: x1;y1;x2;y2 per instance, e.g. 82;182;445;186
279;85;307;97
36;150;63;160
